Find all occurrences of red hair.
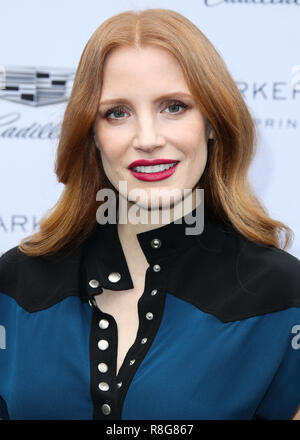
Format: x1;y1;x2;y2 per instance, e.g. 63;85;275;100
19;8;293;256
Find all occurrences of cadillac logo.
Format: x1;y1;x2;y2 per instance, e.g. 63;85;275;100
0;65;75;106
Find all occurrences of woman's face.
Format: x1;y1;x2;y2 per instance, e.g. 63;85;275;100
93;45;214;211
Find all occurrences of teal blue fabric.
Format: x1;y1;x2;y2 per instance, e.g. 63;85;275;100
1;290;299;420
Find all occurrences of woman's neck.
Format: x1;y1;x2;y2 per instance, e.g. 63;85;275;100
117;187;202;239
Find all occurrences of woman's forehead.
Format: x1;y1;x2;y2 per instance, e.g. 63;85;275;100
100;46;189;100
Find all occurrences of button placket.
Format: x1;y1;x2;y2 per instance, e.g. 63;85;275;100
88;277;114;416
111;234;167;416
93;309;114;417
126;238;162;368
143;238;162;344
87;233;168;419
97;328;113;415
97;318;111;392
85;234;137;419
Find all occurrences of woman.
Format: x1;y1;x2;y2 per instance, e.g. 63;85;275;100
0;8;300;420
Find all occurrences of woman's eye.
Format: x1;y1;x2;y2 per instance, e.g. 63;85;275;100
104;100;188;120
104;107;129;120
163;101;188;114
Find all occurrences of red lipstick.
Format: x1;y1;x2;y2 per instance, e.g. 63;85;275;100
128;158;179;168
128;159;180;182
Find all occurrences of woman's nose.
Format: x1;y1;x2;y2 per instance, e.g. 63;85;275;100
133;116;165;152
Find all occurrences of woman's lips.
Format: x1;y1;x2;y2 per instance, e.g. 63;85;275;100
129;162;179;181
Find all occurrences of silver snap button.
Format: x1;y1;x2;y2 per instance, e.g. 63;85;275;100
117;382;122;388
141;338;148;344
108;272;121;283
129;359;135;365
98;363;108;373
98;339;109;350
88;297;96;308
101;404;111;415
150;238;162;249
89;279;99;288
150;289;158;296
146;312;153;320
98;382;110;391
99;319;109;329
153;264;161;272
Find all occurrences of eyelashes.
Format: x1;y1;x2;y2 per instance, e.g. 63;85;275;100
103;100;188;120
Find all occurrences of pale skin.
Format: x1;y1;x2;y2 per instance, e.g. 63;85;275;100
292;406;300;420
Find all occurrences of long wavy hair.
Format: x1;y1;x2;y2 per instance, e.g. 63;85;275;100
19;8;293;256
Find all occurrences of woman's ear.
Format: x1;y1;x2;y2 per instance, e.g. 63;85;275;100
206;122;215;142
206;121;215;143
93;129;100;149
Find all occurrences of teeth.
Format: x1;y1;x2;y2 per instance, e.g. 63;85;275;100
132;162;177;173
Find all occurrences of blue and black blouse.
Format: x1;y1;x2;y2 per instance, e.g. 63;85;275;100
0;206;300;420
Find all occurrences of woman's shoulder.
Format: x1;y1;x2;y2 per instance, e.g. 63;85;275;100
236;233;300;297
178;221;300;322
0;243;82;278
220;227;300;320
0;243;84;313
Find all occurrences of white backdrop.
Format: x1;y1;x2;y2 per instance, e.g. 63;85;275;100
0;0;299;258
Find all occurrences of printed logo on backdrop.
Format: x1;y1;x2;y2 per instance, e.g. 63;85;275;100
0;65;74;106
0;66;74;255
0;215;41;258
235;69;300;130
0;64;299;136
0;65;75;140
204;0;300;6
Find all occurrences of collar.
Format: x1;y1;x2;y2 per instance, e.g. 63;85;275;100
3;202;300;319
81;204;230;303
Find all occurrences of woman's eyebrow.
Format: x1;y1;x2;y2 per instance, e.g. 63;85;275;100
98;92;193;107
